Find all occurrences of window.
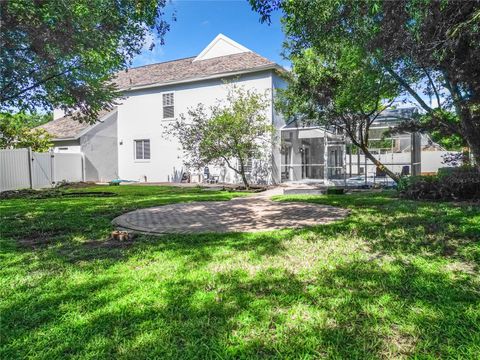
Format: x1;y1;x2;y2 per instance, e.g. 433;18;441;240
162;92;174;119
244;158;253;174
134;139;150;160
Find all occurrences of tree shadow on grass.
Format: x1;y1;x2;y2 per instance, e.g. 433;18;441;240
2;257;479;359
2;190;479;358
277;193;480;267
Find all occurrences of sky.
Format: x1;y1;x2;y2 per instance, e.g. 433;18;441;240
129;0;432;110
131;0;287;68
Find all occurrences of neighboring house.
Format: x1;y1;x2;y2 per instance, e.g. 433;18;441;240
41;34;287;183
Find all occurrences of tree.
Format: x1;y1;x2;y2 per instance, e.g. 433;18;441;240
0;0;172;123
277;47;401;182
166;85;275;189
0;112;53;152
250;0;480;169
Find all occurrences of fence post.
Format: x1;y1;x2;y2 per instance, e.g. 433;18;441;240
343;135;347;187
27;147;33;189
81;153;86;182
323;129;328;182
50;150;55;187
364;153;368;186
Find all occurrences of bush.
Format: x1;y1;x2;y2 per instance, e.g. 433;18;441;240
326;188;345;195
398;166;480;201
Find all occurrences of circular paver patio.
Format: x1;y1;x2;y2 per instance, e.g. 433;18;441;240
112;188;349;234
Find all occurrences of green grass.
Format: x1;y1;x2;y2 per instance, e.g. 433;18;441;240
1;186;479;359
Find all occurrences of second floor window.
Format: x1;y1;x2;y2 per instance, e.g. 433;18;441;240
163;92;174;119
134;139;150;160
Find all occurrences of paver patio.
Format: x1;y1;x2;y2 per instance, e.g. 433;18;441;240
112;188;349;234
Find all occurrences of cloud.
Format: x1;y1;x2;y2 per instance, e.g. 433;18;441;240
132;31;166;67
141;31;156;51
201;20;209;26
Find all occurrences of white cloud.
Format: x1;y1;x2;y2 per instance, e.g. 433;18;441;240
132;32;166;67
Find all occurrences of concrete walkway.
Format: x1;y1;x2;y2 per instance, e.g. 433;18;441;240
112;188;349;234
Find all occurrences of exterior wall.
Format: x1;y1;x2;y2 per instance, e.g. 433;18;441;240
80;112;118;182
53;108;66;120
116;71;278;183
271;71;287;183
52;140;81;153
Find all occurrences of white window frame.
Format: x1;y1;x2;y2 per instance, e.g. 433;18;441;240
134;139;151;162
162;91;175;120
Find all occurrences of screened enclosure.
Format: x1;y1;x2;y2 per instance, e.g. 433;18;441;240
280;109;422;185
345;111;422;181
280;127;346;183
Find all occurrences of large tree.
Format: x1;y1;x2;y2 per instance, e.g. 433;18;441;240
0;0;172;123
277;47;401;182
251;0;480;169
166;85;274;189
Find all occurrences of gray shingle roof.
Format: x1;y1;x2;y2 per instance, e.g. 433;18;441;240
41;51;278;139
114;52;277;90
39;108;115;139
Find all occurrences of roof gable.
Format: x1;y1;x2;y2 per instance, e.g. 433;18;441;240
194;34;251;62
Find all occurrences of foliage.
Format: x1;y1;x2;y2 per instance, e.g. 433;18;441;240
1;185;479;358
166;85;275;189
275;45;401;182
441;152;467;167
326;187;345;195
398;167;480;200
0;0;172;123
431;132;465;152
0;112;52;152
251;0;480;168
368;139;393;150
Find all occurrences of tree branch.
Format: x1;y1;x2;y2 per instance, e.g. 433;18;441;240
385;66;433;113
0;65;79;103
423;68;442;109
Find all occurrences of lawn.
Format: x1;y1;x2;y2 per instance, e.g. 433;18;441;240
1;185;479;359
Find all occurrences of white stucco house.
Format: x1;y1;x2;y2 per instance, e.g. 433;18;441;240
41;34;294;184
39;34;451;185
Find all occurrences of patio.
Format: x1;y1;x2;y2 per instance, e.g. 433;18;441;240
112;188;349;234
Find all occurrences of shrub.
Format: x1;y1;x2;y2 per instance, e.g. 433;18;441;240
326;188;345;195
398;166;480;201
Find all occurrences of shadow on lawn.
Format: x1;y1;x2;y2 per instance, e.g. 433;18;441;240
275;193;480;266
2;256;479;358
1;190;479;358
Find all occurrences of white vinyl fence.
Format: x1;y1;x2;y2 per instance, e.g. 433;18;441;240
0;148;84;192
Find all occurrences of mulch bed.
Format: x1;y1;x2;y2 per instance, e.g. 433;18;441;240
0;188;116;200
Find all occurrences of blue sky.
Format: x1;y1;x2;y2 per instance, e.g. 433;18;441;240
131;0;286;68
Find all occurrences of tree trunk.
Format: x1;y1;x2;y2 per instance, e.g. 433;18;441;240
238;158;250;189
361;146;401;183
469;144;480;169
459;114;480;169
240;171;250;189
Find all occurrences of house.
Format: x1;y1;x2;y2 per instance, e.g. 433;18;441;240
41;34;288;184
39;34;451;185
